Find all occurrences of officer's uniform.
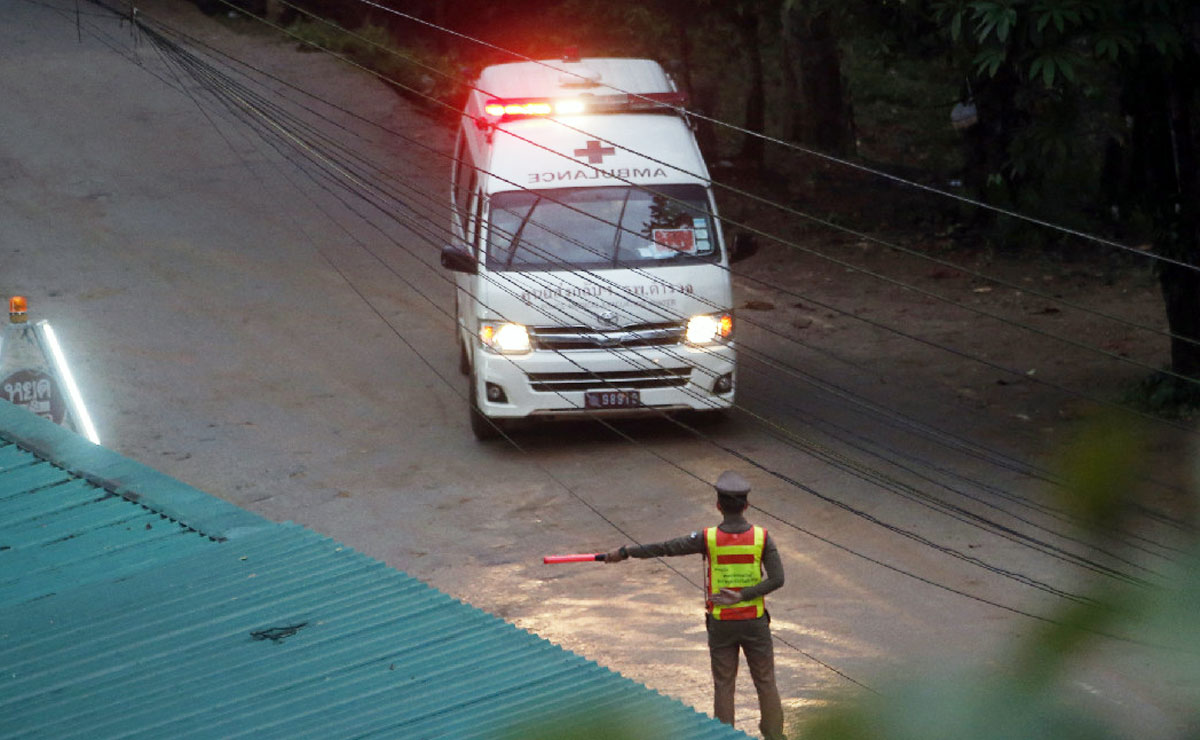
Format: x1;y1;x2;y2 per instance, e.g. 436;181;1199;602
616;471;786;740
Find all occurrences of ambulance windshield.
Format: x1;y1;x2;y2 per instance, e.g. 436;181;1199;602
485;184;719;272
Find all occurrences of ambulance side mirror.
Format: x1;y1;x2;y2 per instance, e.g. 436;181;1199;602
729;232;759;264
441;244;477;274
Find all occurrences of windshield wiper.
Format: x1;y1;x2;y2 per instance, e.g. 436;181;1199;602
610;189;633;268
504;197;541;270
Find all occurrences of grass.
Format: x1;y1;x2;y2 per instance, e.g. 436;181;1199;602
282;17;465;113
1121;371;1200;420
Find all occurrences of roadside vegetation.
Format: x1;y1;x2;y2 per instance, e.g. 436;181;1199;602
799;413;1199;738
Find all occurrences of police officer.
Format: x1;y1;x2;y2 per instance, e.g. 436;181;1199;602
605;471;786;739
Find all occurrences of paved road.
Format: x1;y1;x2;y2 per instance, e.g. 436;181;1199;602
3;1;1193;736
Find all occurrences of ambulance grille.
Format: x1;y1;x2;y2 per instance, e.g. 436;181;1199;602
529;321;685;351
526;367;692;392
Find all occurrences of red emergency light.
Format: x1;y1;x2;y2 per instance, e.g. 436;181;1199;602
480;92;687;122
485;100;553;117
483;98;581;119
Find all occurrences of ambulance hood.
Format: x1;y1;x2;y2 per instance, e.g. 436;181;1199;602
487;114;709;193
481;263;731;329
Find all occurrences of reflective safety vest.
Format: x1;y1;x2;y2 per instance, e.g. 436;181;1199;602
704;526;766;620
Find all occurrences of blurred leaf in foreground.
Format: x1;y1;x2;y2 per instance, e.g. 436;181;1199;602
800;413;1199;739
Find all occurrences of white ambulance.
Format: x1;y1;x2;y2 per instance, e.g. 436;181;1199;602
441;57;755;440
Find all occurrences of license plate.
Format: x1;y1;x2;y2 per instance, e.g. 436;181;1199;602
584;390;641;409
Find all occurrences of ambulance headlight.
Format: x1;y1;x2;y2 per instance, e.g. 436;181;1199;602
480;321;531;354
686;312;734;345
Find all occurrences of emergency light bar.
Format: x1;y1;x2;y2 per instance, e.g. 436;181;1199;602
481;91;687;122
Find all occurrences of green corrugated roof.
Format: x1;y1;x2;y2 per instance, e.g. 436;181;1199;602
0;401;748;739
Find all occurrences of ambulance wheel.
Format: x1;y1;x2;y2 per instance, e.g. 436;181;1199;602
469;374;501;441
679;408;730;428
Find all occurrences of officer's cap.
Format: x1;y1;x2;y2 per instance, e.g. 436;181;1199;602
714;470;750;498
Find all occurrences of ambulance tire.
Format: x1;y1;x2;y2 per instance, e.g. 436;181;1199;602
469;374;502;441
680;408;730;428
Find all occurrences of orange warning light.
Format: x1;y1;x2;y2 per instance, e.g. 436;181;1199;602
718;313;734;338
9;296;28;323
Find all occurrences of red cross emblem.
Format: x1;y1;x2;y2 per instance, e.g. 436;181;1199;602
573;139;616;164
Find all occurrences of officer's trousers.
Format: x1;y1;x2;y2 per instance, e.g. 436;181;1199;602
706;613;786;740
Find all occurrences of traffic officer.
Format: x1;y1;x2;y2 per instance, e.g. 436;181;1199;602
605;470;786;740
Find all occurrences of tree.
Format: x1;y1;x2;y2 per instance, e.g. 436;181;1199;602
708;0;777;169
935;0;1200;380
782;0;853;156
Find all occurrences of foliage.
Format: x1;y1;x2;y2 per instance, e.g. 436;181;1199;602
928;0;1195;219
800;413;1200;738
1121;371;1200;420
282;15;466;113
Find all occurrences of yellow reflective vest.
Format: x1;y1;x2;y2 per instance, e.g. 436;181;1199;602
705;526;766;620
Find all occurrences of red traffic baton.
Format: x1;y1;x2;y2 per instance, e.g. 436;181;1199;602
543;553;606;564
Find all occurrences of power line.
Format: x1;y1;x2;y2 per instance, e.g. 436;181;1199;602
346;0;1200;275
142;0;1200;527
273;0;1200;365
77;0;1171;652
153;21;1106;607
196;0;1200;411
133;0;1190;573
117;11;878;690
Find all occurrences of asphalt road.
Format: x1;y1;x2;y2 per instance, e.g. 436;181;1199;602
4;1;1195;736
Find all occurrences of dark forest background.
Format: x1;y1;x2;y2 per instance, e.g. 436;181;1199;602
207;0;1199;392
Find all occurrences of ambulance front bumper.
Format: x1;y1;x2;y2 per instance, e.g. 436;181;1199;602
473;344;736;420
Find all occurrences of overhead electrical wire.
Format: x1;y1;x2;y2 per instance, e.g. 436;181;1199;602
347;0;1200;276
154;1;1195;530
112;8;881;696
131;0;1200;491
129;11;1142;606
150;2;1200;544
117;10;877;692
45;0;1172;706
194;0;1200;416
126;0;1195;578
158;1;1200;431
54;0;1171;657
279;0;1200;382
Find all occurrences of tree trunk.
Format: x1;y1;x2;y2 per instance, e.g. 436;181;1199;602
671;0;695;100
1155;69;1200;378
735;9;766;168
791;7;850;155
1132;61;1200;378
961;67;1026;221
779;3;803;142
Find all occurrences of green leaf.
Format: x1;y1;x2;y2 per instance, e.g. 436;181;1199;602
969;1;1016;43
974;47;1007;77
1042;60;1056;86
999;7;1016;41
1030;56;1051;86
1058;55;1076;83
1143;21;1183;59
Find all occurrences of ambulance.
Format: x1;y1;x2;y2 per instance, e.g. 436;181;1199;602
441;57;755;440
